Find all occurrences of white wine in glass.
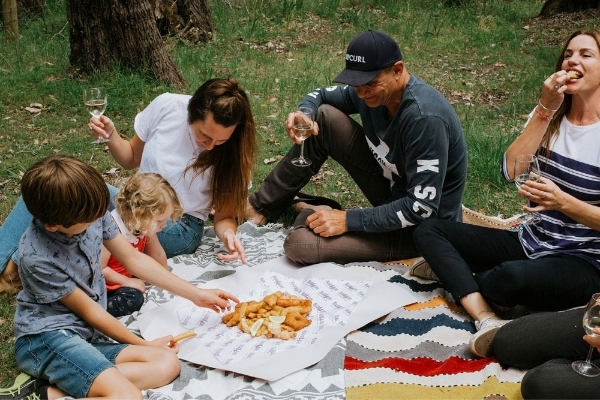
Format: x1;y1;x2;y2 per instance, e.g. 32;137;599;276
572;293;600;377
291;106;314;167
84;87;109;144
513;154;541;226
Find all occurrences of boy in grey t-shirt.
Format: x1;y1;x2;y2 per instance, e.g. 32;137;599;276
10;156;181;399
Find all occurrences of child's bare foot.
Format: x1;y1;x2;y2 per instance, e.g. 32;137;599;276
246;199;267;226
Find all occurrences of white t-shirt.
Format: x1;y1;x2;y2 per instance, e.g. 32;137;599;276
134;93;212;220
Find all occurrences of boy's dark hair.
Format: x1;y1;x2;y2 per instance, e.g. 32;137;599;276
21;155;109;227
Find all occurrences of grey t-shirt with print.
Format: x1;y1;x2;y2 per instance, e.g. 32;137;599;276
14;212;119;341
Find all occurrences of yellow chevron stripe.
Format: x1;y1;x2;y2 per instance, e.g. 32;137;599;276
404;296;466;313
347;376;523;400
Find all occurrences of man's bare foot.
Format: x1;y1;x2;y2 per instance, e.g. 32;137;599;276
246;199;267;226
294;200;332;213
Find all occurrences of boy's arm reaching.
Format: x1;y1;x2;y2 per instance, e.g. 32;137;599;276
101;243;146;292
59;287;176;351
104;233;239;311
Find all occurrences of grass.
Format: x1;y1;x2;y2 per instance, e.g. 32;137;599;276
1;0;599;385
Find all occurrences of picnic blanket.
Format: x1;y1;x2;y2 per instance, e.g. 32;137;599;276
124;217;527;400
122;222;346;400
343;260;526;400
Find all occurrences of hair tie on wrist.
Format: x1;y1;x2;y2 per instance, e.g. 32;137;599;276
538;99;559;113
535;108;552;120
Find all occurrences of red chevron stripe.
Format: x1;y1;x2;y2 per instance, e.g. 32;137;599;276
344;356;496;376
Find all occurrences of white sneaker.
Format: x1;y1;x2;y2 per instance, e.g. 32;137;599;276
409;257;439;282
469;317;509;358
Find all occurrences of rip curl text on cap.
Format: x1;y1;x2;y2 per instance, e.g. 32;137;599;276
333;30;402;87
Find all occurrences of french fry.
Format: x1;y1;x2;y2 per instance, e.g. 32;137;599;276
170;331;197;346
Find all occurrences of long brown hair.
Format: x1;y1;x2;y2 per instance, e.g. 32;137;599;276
185;77;256;222
541;29;600;154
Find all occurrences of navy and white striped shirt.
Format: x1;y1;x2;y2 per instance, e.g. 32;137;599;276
502;114;600;269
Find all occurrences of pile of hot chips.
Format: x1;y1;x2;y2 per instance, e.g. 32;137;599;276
222;291;312;340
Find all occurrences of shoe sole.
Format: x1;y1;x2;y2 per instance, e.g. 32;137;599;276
469;326;501;358
0;373;34;395
409;258;439;282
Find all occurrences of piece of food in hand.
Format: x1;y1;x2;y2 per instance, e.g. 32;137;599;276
221;291;312;339
171;331;197;344
567;71;582;79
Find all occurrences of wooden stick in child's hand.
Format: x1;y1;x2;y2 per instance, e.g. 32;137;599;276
169;331;197;346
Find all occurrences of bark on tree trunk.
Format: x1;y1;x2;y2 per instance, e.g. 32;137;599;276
154;0;213;43
19;0;45;17
2;0;19;41
539;0;600;16
66;0;185;89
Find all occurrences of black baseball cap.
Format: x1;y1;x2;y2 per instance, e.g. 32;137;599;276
333;30;402;87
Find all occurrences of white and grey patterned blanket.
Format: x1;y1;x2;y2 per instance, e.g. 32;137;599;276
119;222;346;400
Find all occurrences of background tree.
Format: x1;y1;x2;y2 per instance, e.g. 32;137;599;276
539;0;600;15
66;0;213;89
2;0;19;40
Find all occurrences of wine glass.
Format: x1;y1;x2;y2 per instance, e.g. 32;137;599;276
513;154;541;226
84;87;109;144
572;293;600;377
291;107;314;167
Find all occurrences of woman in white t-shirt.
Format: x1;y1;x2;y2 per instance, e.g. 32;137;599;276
90;77;256;264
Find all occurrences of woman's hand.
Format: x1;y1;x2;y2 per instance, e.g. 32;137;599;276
192;288;239;313
584;327;600;352
520;175;600;231
539;70;576;113
519;175;565;212
89;115;115;142
217;228;247;264
285;111;319;145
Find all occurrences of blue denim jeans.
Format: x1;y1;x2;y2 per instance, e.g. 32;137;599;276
157;213;204;258
15;330;127;398
0;185;119;270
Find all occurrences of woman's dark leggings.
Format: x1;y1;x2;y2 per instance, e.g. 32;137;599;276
494;307;600;399
414;218;600;311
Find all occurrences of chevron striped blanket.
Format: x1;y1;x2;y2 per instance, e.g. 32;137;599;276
344;260;526;400
124;219;527;400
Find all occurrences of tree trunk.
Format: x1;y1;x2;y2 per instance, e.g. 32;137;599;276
539;0;600;16
66;0;185;90
19;0;45;17
155;0;213;43
2;0;19;41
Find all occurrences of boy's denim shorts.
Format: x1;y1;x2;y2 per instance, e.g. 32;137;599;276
15;329;128;398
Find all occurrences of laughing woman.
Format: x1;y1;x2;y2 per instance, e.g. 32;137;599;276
412;29;600;362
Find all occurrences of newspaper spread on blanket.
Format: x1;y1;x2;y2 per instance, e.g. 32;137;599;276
138;256;418;381
175;270;371;365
